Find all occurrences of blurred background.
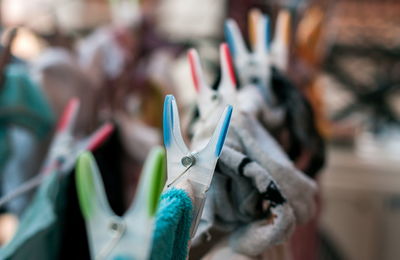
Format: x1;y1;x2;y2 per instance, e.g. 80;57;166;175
0;0;399;259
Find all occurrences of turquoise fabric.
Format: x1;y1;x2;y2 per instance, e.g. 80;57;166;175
0;63;54;213
0;64;54;137
0;63;54;172
150;188;193;260
0;171;68;260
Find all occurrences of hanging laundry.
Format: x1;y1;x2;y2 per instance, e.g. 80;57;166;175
0;166;69;260
186;45;314;258
0;63;54;214
225;9;325;178
0;99;113;212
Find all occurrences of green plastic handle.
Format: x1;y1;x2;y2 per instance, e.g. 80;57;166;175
145;147;166;216
76;152;97;219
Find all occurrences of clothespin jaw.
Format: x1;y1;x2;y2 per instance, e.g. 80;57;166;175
163;94;232;236
45;97;114;175
296;6;325;66
76;147;166;260
188;43;237;119
224;9;274;104
76;152;112;221
130;146;166;217
76;147;165;220
42;98;80;173
271;9;291;72
55;98;80;134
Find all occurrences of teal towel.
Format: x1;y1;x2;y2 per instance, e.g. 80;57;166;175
0;64;54;171
151;188;193;260
0;64;54;137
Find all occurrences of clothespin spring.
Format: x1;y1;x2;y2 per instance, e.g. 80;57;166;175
166;153;197;188
96;218;126;260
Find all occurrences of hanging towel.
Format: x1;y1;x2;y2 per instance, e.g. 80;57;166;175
0;170;67;260
0;63;54;213
151;188;193;260
0;64;54;138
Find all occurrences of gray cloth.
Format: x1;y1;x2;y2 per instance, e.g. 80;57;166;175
191;109;315;255
193;123;295;254
232;115;317;224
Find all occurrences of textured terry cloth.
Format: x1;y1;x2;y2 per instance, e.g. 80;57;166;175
0;64;54;213
150;188;193;260
0;171;67;260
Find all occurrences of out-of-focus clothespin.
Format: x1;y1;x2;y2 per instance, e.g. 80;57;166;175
0;98;114;208
225;9;276;105
187;43;237;120
76;147;165;260
163;94;232;237
271;9;291;73
225;9;292;105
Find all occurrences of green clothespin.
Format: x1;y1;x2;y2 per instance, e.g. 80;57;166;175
76;147;166;260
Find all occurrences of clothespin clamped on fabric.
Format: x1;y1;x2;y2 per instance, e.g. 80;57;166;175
225;9;291;104
188;43;237;118
225;9;273;103
76;147;166;260
163;94;232;237
0;98;113;208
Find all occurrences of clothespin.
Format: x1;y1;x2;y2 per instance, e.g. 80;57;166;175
188;43;237;118
225;9;274;104
271;10;291;72
76;147;166;260
163;94;232;237
0;98;113;208
296;6;324;67
41;98;114;175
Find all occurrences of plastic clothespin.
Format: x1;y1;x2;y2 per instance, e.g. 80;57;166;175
42;98;114;175
0;98;113;208
76;147;166;260
271;10;291;72
163;94;232;237
188;43;237;118
225;9;273;103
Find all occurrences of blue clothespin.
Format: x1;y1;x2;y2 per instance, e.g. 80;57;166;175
225;9;275;104
163;94;232;237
